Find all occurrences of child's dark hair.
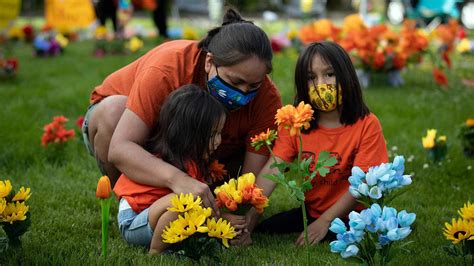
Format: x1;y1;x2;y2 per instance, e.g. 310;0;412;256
148;84;227;177
198;8;273;73
295;41;370;128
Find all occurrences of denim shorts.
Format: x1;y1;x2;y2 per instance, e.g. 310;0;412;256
81;102;100;156
117;198;154;248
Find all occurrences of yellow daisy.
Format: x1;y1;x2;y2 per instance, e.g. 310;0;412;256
214;179;242;204
12;187;31;201
437;135;447;143
0;197;6;215
2;201;29;224
207;218;236;248
0;180;12;198
162;216;189;244
458;201;474;221
443;218;473;244
167;193;202;213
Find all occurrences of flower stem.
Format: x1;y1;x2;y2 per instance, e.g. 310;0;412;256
101;198;111;257
301;202;310;264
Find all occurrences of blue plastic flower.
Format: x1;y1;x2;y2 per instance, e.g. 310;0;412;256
341;245;359;258
370;203;382;217
329;218;348;235
349;186;361;198
358;183;369;196
330;240;348;253
379;234;391;246
391;155;405;176
349;167;366;185
369;186;382;199
387;227;412;241
397;210;416;227
382;206;397;221
349;211;366;230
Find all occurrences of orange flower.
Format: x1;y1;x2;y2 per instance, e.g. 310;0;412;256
216;191;238;212
373;51;385;70
209;160;227;183
466;118;474;127
41;116;76;147
442;50;452;69
250;129;277;151
251;188;269;214
275;102;313;137
96;176;111;199
433;67;448;86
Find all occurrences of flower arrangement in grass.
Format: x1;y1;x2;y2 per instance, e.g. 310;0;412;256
459;118;474;158
96;176;112;257
162;193;236;262
0;179;31;250
443;201;474;264
331;155;415;265
421;129;447;162
41;116;75;147
250;102;337;264
214;173;269;215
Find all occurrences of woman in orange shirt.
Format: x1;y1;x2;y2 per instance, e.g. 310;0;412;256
243;42;389;246
81;9;282;215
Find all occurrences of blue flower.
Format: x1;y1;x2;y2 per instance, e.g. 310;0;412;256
370;203;382;217
382;206;397;221
369;186;382;199
330;240;348;253
341;245;359;258
358;183;369;196
397;227;412;240
384;217;399;231
329;218;347;234
391;155;405;176
349;211;366;230
400;175;412;186
397;210;416;227
366;163;392;186
379;234;391;246
349;167;366;186
349;186;361;198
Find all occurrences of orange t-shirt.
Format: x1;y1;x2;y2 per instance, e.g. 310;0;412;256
90;40;282;161
272;113;389;219
113;161;203;213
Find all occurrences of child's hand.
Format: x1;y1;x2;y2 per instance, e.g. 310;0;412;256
220;212;247;236
230;230;253;246
295;217;330;246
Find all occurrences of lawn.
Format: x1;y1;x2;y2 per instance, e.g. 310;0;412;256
1;34;474;265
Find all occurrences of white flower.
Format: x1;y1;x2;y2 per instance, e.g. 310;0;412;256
468;165;472;170
391;146;398;151
423;163;429;169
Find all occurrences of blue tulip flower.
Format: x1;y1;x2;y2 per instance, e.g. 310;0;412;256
329;218;347;234
341;245;359;258
349;211;366;230
330;240;348;253
397;210;416;227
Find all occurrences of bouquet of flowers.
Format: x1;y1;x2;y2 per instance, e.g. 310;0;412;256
0;179;31;250
162;193;236;262
459;118;474;157
421;129;447;162
330;155;416;265
33;31;68;57
251;102;337;264
443;201;474;264
41;116;75;147
0;57;17;78
214;173;269;215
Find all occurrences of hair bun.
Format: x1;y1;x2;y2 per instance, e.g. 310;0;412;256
222;8;248;26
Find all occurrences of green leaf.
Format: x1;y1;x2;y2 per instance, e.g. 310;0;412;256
317;151;330;162
318;167;330;177
324;156;338;167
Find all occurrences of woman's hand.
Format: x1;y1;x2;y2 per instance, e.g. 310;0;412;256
172;173;219;216
220;213;247;236
295;217;330;246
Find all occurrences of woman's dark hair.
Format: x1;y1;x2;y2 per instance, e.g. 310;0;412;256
294;41;370;128
198;8;273;73
148;85;227;177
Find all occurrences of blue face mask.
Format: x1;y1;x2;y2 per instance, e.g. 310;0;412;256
207;67;258;111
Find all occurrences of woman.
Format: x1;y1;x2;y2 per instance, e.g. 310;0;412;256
82;8;282;214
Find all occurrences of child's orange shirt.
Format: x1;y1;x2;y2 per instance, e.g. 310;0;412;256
90;40;282;158
272;113;388;219
113;161;203;213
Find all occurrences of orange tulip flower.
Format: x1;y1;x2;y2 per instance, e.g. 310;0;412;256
96;176;111;199
216;191;238;212
433;67;448;86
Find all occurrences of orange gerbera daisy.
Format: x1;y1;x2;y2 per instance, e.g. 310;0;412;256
275;102;313;137
250;128;277;151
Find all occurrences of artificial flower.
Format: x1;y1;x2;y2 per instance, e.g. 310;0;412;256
214;179;242;205
2;201;29;224
0;197;6;214
250;129;277;151
275;102;313;136
422;129;437;149
76;116;84;129
250;188;269;213
162;216;191;243
12;187;31;201
458;201;474;221
95;175;111;199
437;136;447;142
206;218;236;248
466;118;474;127
167;193;202;213
126;37;143;53
443;218;473;244
0;180;12;198
433;67;448;86
209;160;227;183
215;190;238;212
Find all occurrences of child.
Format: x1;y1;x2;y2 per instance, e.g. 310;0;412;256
114;84;231;253
248;41;389;245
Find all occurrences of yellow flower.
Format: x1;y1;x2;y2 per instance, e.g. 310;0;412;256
7;27;24;40
0;197;6;215
466;118;474;127
167;193;202;213
300;0;313;13
237;173;256;192
342;14;366;33
126;37;143;53
458;201;474;221
162;216;189;243
2;201;29;224
56;34;69;48
12;186;31;201
183;27;199;40
437;135;447;143
95;26;108;39
422;129;437;149
443;218;473;244
0;180;12;198
457;39;471;53
214;179;242;204
287;28;299;40
206;218;236;248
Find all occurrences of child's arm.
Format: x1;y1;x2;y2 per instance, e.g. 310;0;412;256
295;191;357;245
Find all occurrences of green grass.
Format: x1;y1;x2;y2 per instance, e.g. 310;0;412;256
1;36;474;265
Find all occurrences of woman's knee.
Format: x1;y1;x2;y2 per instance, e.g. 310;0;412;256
88;96;127;145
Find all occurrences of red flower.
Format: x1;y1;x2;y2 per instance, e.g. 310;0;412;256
209;160;227;183
76;116;85;129
41;116;76;147
433;67;448;86
442;50;452;69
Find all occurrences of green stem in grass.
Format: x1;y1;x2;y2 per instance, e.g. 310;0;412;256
101;198;111;257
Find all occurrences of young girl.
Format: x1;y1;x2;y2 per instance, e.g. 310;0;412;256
113;85;231;254
246;41;389;245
